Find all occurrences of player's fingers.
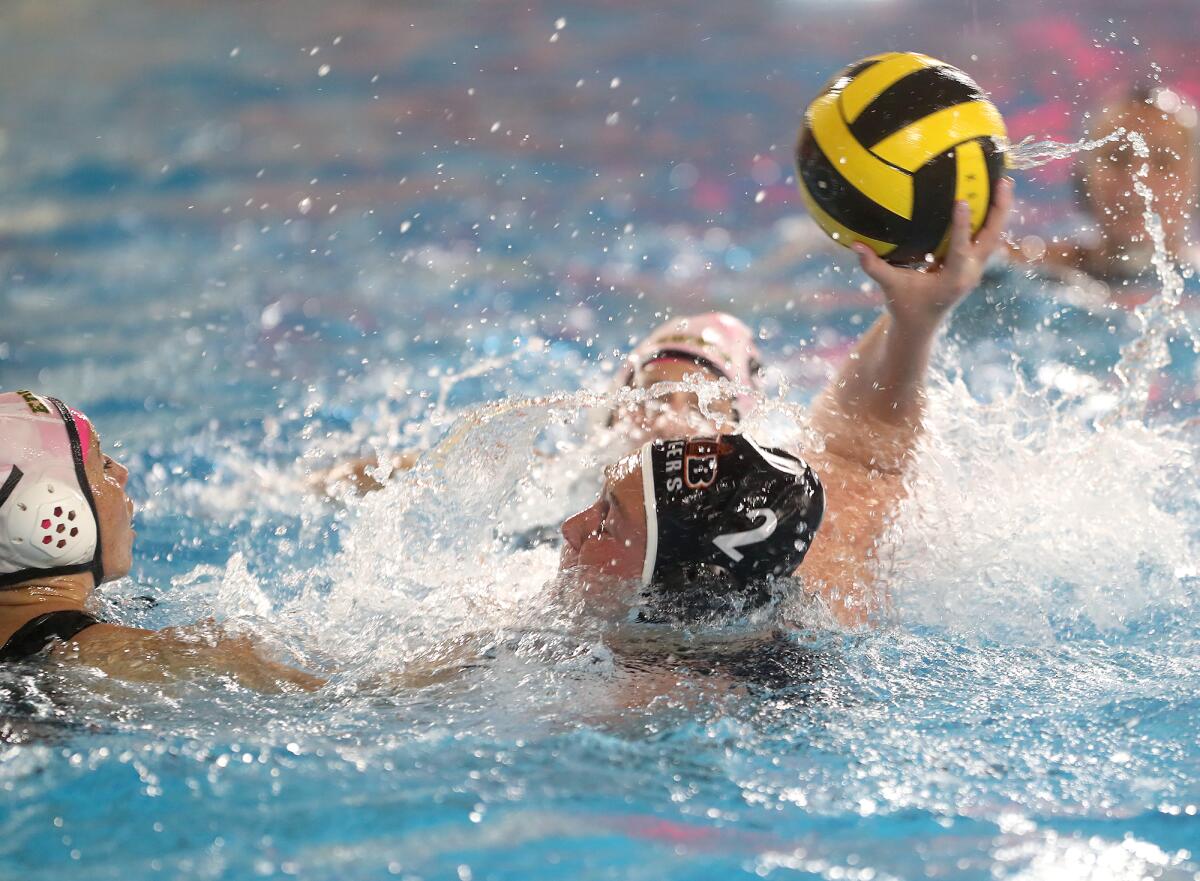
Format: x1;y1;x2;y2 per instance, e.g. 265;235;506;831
852;242;898;287
942;200;973;274
974;177;1014;255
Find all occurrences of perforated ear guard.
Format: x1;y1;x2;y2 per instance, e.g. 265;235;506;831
0;467;98;568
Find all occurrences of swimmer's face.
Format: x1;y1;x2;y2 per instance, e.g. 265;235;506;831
559;454;648;600
613;359;737;445
84;432;135;583
1081;102;1196;251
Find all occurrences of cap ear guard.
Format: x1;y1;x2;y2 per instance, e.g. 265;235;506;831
0;469;98;568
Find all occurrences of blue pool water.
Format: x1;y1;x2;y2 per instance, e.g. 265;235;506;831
2;1;1200;878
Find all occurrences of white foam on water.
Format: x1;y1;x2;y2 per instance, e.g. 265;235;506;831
167;344;1200;674
260;369;1197;674
888;372;1198;641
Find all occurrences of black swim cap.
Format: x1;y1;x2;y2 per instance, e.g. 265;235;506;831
638;435;824;593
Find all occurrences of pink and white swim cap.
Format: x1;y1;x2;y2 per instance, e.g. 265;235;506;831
0;391;101;588
617;312;764;420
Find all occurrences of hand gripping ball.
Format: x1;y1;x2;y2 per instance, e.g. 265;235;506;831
796;52;1008;265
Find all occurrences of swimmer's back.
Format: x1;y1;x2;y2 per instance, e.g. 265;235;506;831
0;610;103;663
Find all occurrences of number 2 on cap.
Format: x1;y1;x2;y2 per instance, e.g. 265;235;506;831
712;508;778;563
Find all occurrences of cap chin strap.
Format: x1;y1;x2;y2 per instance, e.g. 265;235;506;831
47;397;104;588
639;442;658;587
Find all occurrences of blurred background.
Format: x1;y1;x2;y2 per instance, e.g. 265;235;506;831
2;0;1195;423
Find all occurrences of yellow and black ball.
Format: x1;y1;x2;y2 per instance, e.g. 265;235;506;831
796;52;1008;265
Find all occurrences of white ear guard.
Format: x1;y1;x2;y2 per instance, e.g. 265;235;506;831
0;467;98;568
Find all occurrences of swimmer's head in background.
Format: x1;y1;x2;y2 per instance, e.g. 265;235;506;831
612;312;764;425
0;391;102;589
1074;84;1198;258
637;435;823;621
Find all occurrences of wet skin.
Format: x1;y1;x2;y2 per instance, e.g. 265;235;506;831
86;431;136;582
560;453;647;582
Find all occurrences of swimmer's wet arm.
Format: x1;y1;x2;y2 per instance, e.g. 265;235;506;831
54;622;327;693
812;179;1013;470
799;181;1012;626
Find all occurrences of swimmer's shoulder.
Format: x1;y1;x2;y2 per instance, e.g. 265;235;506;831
0;609;135;664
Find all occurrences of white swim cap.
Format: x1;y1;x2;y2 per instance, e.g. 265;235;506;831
0;391;101;588
615;312;764;421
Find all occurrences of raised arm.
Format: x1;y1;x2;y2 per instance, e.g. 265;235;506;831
799;180;1013;624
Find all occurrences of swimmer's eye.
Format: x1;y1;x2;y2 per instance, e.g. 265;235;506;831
103;455;114;470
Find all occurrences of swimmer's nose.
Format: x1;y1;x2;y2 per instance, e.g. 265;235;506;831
664;391;698;414
561;509;586;552
561;501;602;551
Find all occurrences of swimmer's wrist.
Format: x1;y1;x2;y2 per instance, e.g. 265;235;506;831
884;302;952;337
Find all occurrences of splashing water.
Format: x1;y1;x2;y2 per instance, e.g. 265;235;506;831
1009;128;1199;423
1104;130;1198;424
173;363;1190;680
1005;129;1126;171
892;373;1198;641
